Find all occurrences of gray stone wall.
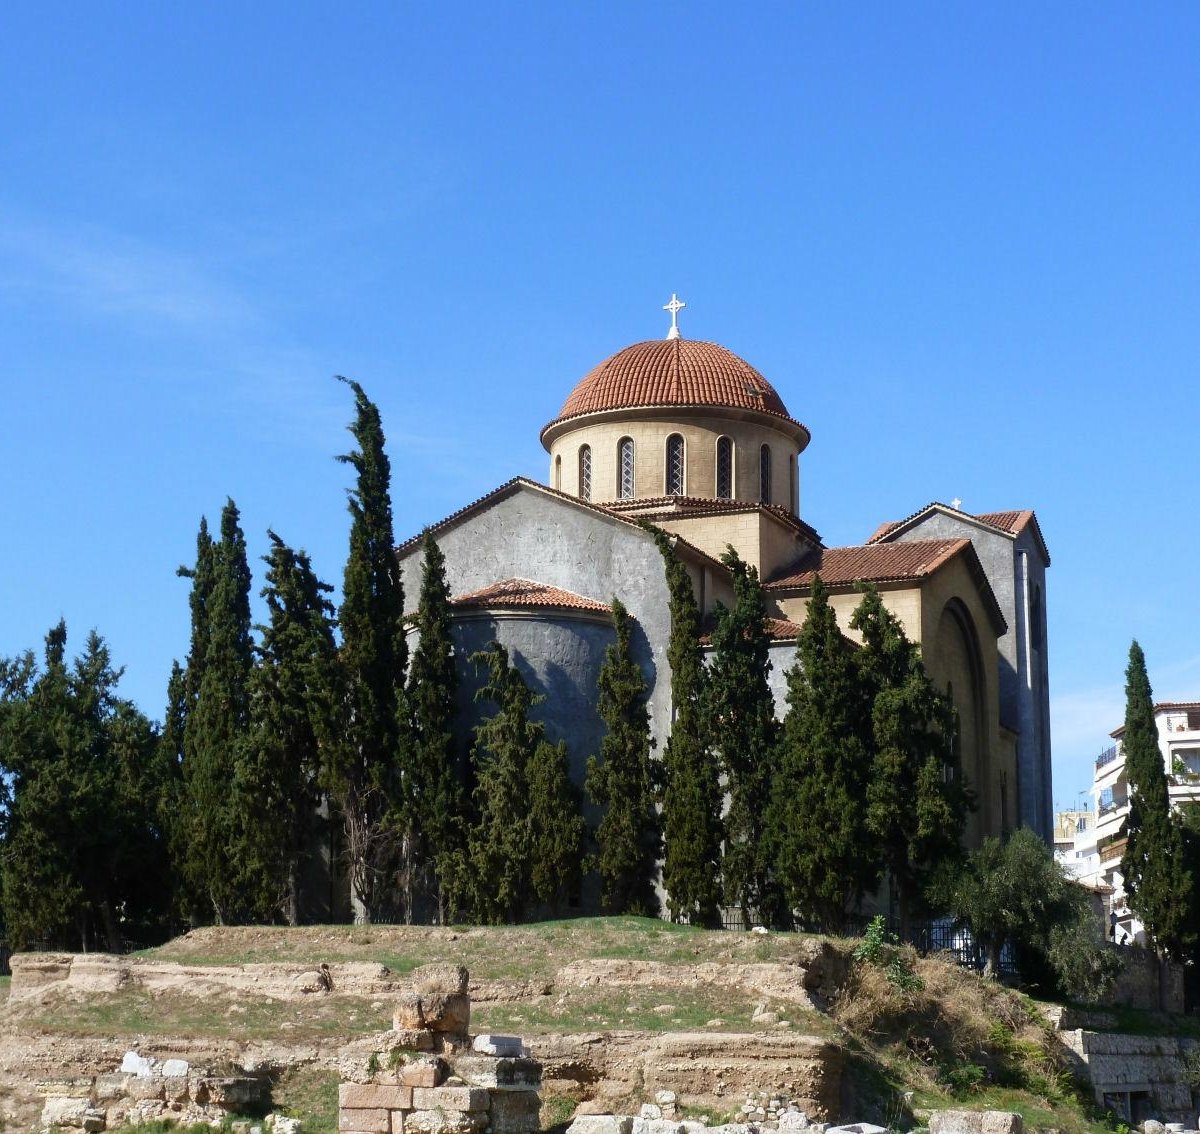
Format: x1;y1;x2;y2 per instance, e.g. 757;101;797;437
397;485;675;775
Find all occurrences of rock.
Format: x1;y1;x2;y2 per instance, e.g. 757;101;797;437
929;1113;1023;1134
339;1108;390;1133
119;1052;155;1077
567;1117;635;1134
680;1124;708;1134
41;1097;92;1128
294;964;334;994
339;1084;414;1109
778;1115;810;1132
489;1090;542;1134
267;1116;303;1134
471;1034;526;1057
94;1074;130;1102
162;1058;190;1077
126;1076;166;1102
655;1092;677;1107
453;1056;541;1091
412;964;470;995
641;1105;664;1120
398;1056;449;1087
632;1120;684;1134
194;1076;271;1111
420;991;471;1034
81;1109;107;1133
392;1028;436;1051
405;1111;488;1134
827;1125;888;1134
394;994;427;1030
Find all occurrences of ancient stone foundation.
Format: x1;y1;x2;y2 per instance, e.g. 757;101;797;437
341;970;542;1134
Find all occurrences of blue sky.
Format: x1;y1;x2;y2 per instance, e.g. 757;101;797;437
1;5;1197;807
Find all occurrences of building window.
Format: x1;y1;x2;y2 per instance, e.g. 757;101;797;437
579;444;592;501
554;454;561;490
716;436;733;499
618;437;634;499
666;434;685;495
1031;584;1043;651
759;444;771;504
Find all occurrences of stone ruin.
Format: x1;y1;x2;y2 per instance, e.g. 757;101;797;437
339;965;542;1134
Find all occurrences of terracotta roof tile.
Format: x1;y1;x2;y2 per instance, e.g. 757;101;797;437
452;578;612;615
699;615;807;646
541;339;809;442
865;502;1050;565
765;539;972;588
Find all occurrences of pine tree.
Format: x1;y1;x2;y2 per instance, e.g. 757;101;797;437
0;625;170;950
242;532;342;924
1120;640;1195;961
850;584;968;934
184;499;255;923
706;547;784;927
768;577;877;932
405;532;462;922
328;377;408;922
585;597;661;916
528;737;587;914
463;642;538;923
651;528;723;926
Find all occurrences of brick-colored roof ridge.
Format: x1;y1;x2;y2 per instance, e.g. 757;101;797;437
452;578;612;615
865;501;1050;565
765;538;971;588
540;338;809;444
698;614;807;646
605;495;823;547
395;476;728;574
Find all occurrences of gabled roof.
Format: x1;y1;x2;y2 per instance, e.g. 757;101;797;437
604;495;823;547
765;538;1008;635
395;476;727;573
698;615;808;647
452;578;612;615
867;501;1050;565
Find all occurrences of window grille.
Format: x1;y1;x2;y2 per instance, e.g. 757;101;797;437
666;435;685;495
618;438;634;499
579;445;592;501
759;444;771;504
716;437;733;499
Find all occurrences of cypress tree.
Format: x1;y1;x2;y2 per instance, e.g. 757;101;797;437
768;577;877;932
328;377;408;922
405;532;462;922
242;532;342;924
1119;640;1194;960
528;737;587;915
651;528;723;926
585;597;661;916
185;499;255;923
850;584;968;934
463;642;538;924
706;547;784;928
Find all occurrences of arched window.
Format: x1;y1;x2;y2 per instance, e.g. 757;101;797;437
578;444;592;501
666;434;685;496
759;444;771;504
1031;584;1044;651
554;454;561;490
716;436;733;499
618;437;635;499
790;456;797;513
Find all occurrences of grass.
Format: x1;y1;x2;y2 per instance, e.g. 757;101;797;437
136;916;802;980
0;975;9;1005
272;1067;339;1134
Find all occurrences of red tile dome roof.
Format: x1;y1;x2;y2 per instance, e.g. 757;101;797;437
540;338;808;445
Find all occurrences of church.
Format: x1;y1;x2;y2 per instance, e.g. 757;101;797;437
396;297;1053;853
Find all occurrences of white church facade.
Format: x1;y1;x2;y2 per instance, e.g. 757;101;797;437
396;299;1053;852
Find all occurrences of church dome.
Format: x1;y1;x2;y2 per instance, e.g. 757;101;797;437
540;338;809;446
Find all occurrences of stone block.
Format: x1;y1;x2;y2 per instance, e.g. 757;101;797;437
412;1086;488;1113
339;1084;414;1110
81;1109;107;1133
632;1120;683;1134
421;991;471;1034
412;964;470;995
929;1112;1022;1134
405;1110;489;1134
827;1125;887;1134
395;994;427;1030
471;1035;525;1057
41;1097;92;1128
640;1105;663;1120
126;1076;166;1102
120;1052;155;1077
393;1029;436;1051
391;1113;405;1134
39;1077;97;1099
339;1108;391;1133
94;1074;130;1101
194;1076;271;1110
162;1059;190;1077
567;1120;633;1134
452;1056;541;1091
489;1090;541;1134
398;1057;448;1087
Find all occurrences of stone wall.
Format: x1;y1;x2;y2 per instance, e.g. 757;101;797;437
1060;1029;1198;1124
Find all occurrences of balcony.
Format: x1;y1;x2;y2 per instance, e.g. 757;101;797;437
1095;745;1121;771
1099;836;1127;864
